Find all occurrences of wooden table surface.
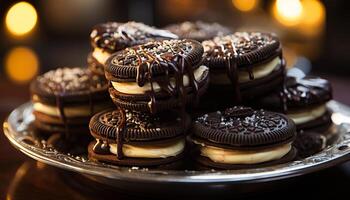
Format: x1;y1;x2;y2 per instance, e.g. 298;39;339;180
1;75;350;200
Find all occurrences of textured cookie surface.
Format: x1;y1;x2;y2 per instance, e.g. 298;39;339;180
30;67;109;105
89;109;190;142
90;21;178;53
105;39;204;82
255;76;332;111
192;106;296;149
202;32;281;69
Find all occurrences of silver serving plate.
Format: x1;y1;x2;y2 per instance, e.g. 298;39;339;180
3;101;350;195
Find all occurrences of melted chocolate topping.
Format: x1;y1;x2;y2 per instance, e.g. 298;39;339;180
36;68;105;137
92;109;183;159
165;21;232;41
98;109;126;159
90;21;178;52
202;32;281;103
111;40;200;114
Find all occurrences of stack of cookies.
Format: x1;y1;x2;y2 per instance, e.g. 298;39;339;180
29;20;334;169
199;31;334;157
30;67;112;140
87;21;178;77
88;39;210;167
200;32;285;111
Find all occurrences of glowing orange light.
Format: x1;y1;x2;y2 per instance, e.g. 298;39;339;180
5;47;39;83
5;2;38;36
301;0;325;26
272;0;303;26
232;0;259;12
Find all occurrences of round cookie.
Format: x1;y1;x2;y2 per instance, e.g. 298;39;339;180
88;21;178;75
164;21;232;42
30;67;113;134
88;108;190;167
202;32;284;103
254;76;333;131
105;39;210;113
191;106;297;169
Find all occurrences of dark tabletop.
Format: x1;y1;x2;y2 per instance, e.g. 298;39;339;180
1;75;350;200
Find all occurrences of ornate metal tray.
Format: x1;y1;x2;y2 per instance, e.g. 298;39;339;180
3;101;350;194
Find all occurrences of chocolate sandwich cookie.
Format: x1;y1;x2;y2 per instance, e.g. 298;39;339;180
88;21;178;75
105;39;210;113
164;21;232;42
191;106;297;169
255;76;333;131
88;108;190;167
30;67;113;135
202;32;285;104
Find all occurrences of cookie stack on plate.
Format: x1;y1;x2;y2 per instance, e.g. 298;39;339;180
88;39;210;167
30;67;113;140
87;21;178;77
200;32;285;111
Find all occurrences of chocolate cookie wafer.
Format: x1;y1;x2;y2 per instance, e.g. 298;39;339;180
191;106;297;169
88;108;190;167
88;21;178;76
201;32;285;108
105;39;209;113
255;76;333;131
30;67;113;135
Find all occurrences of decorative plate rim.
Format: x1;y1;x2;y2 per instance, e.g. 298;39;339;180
3;101;350;183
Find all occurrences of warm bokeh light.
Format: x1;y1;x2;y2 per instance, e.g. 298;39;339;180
301;0;325;27
5;47;39;83
232;0;259;12
273;0;303;26
5;2;38;36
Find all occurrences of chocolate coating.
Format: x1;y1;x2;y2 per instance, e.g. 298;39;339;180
164;21;232;42
106;39;205;113
90;21;178;53
255;76;333;111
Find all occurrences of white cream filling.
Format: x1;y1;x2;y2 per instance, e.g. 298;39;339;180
92;48;112;65
33;102;110;117
198;142;291;164
111;65;208;94
109;139;185;158
287;104;327;125
210;57;281;85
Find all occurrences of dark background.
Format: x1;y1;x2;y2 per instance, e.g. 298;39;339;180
1;0;350;199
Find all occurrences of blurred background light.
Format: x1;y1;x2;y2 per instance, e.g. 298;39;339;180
273;0;303;26
232;0;259;12
5;2;38;36
301;0;325;27
5;47;39;83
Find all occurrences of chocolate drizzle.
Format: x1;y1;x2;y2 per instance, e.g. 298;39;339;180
94;109;127;159
111;40;200;114
203;32;281;103
36;68;105;137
